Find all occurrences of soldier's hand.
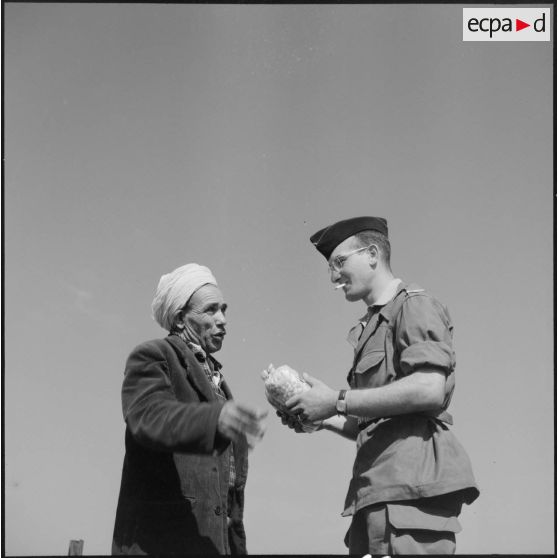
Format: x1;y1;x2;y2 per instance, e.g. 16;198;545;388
276;410;322;433
285;373;338;422
217;402;268;448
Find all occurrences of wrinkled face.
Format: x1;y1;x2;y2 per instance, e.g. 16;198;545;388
177;284;227;354
328;237;375;302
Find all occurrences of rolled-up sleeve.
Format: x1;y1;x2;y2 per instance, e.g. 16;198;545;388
122;342;226;454
395;294;456;376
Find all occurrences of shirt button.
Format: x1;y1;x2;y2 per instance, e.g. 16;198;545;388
214;506;221;515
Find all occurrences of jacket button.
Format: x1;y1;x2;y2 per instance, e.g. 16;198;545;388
214;506;221;515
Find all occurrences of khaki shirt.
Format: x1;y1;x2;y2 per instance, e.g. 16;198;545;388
342;282;479;517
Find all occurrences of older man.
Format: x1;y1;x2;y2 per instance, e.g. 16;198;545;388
281;217;479;555
112;263;266;555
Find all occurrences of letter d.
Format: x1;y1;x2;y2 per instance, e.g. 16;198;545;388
534;13;545;32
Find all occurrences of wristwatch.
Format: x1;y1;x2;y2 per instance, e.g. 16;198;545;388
336;389;348;416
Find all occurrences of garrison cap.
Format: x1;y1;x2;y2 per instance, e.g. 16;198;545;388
310;216;388;259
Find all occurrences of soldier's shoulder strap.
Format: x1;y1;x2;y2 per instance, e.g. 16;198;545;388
385;282;426;327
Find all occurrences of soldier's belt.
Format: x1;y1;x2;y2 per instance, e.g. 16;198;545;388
357;410;453;430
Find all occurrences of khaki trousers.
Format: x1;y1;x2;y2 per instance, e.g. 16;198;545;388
346;495;462;555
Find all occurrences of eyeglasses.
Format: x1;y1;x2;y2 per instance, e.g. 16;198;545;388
328;244;374;273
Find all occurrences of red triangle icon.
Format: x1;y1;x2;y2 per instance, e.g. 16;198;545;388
516;19;530;31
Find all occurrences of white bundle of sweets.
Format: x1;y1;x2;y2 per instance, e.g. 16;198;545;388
261;364;321;432
261;363;310;414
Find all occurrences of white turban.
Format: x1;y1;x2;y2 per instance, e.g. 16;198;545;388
151;263;218;331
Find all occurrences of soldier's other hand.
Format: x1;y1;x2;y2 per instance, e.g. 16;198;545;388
276;410;322;434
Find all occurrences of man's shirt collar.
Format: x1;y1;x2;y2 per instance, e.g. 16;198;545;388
186;341;207;361
176;337;222;371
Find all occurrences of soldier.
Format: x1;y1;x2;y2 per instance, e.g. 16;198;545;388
280;216;479;555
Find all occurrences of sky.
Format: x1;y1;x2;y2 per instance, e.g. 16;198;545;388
3;3;555;555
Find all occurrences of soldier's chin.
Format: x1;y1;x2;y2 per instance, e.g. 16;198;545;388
344;288;361;302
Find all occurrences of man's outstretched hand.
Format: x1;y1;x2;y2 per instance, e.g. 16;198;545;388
217;401;268;448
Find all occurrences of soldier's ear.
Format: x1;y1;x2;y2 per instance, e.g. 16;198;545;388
367;244;379;266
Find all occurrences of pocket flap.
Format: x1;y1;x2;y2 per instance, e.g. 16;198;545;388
386;503;462;533
354;350;385;374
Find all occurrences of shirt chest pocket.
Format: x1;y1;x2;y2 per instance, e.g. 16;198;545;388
351;324;391;388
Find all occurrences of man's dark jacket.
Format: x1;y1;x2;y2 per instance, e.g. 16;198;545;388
112;335;248;555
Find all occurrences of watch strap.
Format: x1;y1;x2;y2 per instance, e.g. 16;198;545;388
336;389;348;416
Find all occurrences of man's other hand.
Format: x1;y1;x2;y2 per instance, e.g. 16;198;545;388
217;402;268;448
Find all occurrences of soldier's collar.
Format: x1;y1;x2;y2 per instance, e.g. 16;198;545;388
372;278;402;307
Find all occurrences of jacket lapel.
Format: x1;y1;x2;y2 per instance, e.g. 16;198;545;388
165;335;217;402
221;379;233;401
